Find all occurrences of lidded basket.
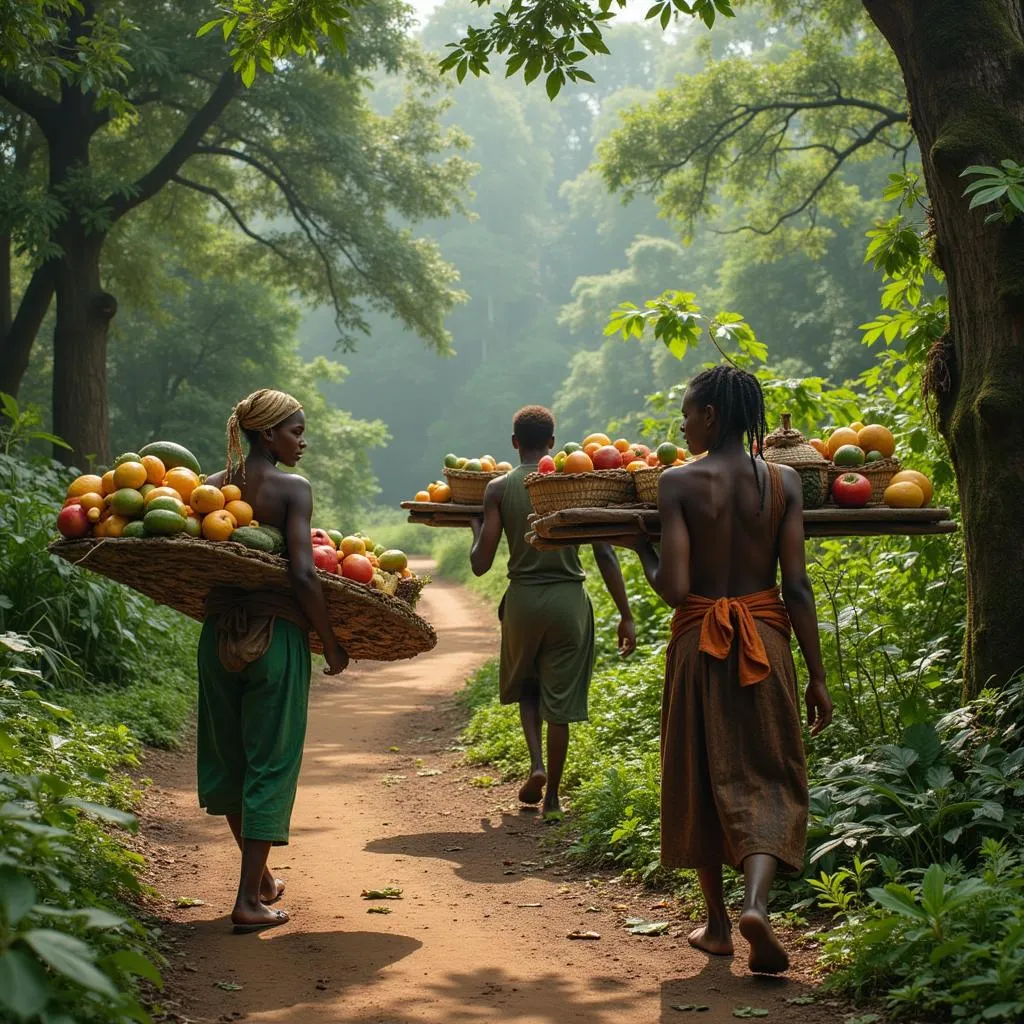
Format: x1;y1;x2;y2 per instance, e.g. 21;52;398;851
762;413;829;509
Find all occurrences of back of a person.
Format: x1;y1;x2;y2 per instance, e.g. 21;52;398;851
675;453;781;599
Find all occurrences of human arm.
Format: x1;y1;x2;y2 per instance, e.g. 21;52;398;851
469;477;506;577
777;466;831;735
630;469;690;607
591;543;636;657
284;477;348;675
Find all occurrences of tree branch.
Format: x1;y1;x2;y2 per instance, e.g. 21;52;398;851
107;70;238;222
0;80;58;126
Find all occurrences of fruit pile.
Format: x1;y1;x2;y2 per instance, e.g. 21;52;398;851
536;433;686;475
413;453;513;503
309;528;413;590
810;422;933;509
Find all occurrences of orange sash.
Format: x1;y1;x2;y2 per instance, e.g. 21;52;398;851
670;587;791;686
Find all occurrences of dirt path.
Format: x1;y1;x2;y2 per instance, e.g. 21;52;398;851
142;564;839;1024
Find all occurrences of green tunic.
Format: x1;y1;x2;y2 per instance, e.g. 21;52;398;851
196;616;311;844
498;463;595;724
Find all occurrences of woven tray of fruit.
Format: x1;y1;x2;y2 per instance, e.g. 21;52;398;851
52;443;435;662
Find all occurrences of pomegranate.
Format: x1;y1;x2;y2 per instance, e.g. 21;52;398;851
312;544;339;573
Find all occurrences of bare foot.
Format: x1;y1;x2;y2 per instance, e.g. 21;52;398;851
231;901;290;934
518;770;546;805
687;923;734;957
739;908;789;974
541;795;565;823
260;876;285;904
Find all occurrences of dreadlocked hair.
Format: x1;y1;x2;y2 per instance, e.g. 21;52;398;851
225;389;303;482
687;365;768;510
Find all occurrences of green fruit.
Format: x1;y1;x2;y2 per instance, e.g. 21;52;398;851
373;543;385;557
143;508;186;536
656;442;679;466
139;483;155;498
122;520;146;538
182;515;201;538
113;451;142;467
455;457;468;469
327;529;344;547
563;442;582;455
110;487;145;517
147;495;186;516
833;443;866;468
444;453;459;469
464;459;483;472
138;440;201;475
378;549;408;573
231;526;277;552
361;536;376;552
864;449;885;463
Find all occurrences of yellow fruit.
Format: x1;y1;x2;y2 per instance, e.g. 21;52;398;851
225;500;253;527
857;424;896;459
849;421;865;433
582;432;611;448
113;461;148;490
564;451;595;474
77;492;106;514
430;484;452;503
826;427;861;459
143;486;181;506
140;455;166;485
340;535;366;556
495;461;513;472
885;481;925;508
414;490;432;502
626;460;646;473
100;470;116;496
201;509;237;541
67;474;104;499
480;457;497;472
190;484;225;515
890;469;933;505
221;484;242;503
103;513;131;538
163;467;201;503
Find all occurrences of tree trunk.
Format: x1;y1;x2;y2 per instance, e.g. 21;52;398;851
864;0;1024;696
51;234;116;467
0;262;56;398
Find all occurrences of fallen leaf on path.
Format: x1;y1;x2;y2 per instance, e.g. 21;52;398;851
733;1009;769;1019
503;870;517;875
213;981;242;991
625;918;670;936
785;997;815;1006
567;930;601;940
361;887;403;900
367;906;392;914
388;746;400;752
520;860;540;867
443;846;464;852
417;769;443;777
586;906;601;913
517;903;542;908
470;775;498;788
380;775;407;786
671;1006;711;1013
174;897;205;908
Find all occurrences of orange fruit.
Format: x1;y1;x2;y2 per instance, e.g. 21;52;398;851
221;484;242;503
144;485;182;506
414;490;432;502
826;427;861;459
67;474;104;499
849;421;865;433
103;513;131;538
890;469;932;505
225;500;253;527
857;424;896;459
613;438;632;453
141;455;166;485
113;461;147;490
496;461;513;472
480;457;497;472
201;509;236;541
583;442;602;458
190;484;225;515
808;438;828;458
163;467;201;503
340;535;366;557
583;432;611;448
431;483;452;503
77;492;106;514
400;567;414;579
564;451;594;474
367;553;380;568
884;481;924;508
626;460;646;473
100;470;116;496
646;452;661;466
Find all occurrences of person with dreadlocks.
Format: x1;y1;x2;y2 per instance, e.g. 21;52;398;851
198;389;348;933
625;365;832;974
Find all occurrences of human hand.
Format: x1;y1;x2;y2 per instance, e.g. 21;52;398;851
618;617;637;658
324;643;349;676
805;678;832;736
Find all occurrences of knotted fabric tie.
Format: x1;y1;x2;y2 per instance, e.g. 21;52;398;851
669;586;791;686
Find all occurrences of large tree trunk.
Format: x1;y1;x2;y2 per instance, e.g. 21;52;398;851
864;0;1024;696
50;233;115;467
0;263;56;398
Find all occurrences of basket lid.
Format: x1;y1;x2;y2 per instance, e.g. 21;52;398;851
763;413;827;467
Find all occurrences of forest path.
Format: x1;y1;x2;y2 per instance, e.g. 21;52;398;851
141;563;835;1024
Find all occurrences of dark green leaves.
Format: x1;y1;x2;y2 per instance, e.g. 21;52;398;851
0;949;50;1018
23;929;119;999
961;161;1024;224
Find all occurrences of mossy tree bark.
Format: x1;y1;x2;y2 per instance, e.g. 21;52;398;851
864;0;1024;696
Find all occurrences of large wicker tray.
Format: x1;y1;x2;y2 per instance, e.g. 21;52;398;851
400;500;480;528
49;538;437;662
526;506;957;549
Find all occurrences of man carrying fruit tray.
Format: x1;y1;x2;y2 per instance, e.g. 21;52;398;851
469;405;637;821
199;389;348;933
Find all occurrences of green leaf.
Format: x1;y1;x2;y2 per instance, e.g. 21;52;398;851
968;185;1009;209
64;799;137;830
868;885;928;921
0;868;37;927
240;56;257;88
0;949;50;1018
22;929;119;998
733;1009;769;1019
901;722;940;767
195;18;221;38
524;55;542;84
109;949;164;987
920;863;946;915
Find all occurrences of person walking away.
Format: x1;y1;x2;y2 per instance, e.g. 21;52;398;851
625;367;832;974
200;389;348;932
470;405;636;820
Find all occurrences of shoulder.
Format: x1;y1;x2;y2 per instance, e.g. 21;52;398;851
775;462;803;501
660;459;707;494
484;474;509;503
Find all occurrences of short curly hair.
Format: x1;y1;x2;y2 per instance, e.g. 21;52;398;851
513;405;555;448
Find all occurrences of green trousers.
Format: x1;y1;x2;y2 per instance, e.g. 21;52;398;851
196;616;311;844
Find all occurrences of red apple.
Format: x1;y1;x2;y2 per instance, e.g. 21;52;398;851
538;455;556;475
620;449;637;468
342;553;374;584
592;445;623;470
832;472;872;508
312;544;339;573
57;503;90;538
310;527;335;549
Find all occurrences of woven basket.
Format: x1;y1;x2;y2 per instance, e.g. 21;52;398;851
395;574;430;608
763;414;830;510
633;465;666;506
829;458;901;506
443;468;503;505
523;470;637;516
49;537;436;662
